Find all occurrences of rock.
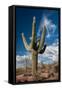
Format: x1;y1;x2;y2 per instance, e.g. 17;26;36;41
16;74;27;82
27;76;35;81
40;72;49;79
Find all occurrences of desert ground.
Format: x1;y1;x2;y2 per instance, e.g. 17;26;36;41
16;63;59;83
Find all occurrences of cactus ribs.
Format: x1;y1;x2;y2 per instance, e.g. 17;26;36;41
21;16;46;76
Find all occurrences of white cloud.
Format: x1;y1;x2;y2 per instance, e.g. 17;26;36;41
52;38;59;46
46;33;50;38
38;39;59;64
16;54;32;68
16;38;59;67
43;16;51;27
37;16;58;64
16;54;32;62
29;36;32;40
38;16;56;38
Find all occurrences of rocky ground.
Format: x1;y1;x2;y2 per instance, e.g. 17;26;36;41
16;63;59;83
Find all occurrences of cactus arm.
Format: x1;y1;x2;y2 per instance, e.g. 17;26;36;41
30;16;36;49
21;33;31;51
38;44;46;54
21;17;47;76
38;26;46;52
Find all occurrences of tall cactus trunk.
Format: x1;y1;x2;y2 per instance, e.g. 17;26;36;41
32;51;38;75
21;16;47;76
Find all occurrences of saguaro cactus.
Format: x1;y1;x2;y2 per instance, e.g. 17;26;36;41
21;16;46;75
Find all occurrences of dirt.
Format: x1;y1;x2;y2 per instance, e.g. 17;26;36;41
16;63;59;83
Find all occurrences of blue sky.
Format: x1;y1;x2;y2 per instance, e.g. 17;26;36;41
16;7;59;64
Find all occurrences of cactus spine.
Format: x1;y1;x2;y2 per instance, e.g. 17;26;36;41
21;16;46;75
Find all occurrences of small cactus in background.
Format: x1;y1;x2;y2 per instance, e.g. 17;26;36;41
21;16;47;75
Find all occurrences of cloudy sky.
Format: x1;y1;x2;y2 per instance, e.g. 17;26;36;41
16;7;60;68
